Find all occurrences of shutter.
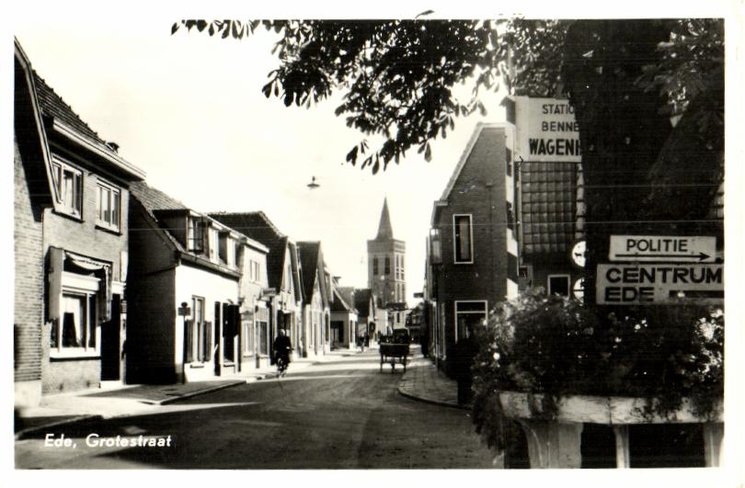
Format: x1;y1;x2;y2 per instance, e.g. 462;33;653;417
47;247;64;322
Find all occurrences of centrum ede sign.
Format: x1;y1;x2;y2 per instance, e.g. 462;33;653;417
596;263;723;305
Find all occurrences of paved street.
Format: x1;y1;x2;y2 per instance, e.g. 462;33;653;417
15;350;497;469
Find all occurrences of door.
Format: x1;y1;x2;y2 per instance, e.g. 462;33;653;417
100;294;121;381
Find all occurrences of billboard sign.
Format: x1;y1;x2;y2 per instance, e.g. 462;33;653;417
596;263;723;305
513;96;581;163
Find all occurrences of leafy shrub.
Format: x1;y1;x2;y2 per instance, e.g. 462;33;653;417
471;288;724;451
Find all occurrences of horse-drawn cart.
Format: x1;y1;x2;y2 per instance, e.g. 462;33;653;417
379;330;411;373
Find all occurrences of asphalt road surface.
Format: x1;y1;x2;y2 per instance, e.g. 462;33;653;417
15;350;499;469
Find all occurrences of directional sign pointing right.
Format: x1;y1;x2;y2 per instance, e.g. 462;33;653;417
609;235;716;263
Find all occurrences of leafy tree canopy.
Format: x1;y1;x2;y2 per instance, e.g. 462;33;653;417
172;19;721;174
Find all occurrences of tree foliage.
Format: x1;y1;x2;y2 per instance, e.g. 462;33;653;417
174;19;505;173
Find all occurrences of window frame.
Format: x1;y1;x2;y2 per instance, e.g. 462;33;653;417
51;156;84;219
50;273;101;358
96;178;122;232
454;300;488;342
453;214;474;264
187;218;207;254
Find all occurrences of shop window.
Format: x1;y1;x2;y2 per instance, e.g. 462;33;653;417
51;292;98;355
453;214;473;263
455;300;487;341
51;157;83;217
96;180;121;231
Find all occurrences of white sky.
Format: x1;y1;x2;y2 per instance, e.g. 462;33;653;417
11;9;506;303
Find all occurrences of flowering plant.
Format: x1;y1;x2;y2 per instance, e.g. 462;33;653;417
471;288;724;451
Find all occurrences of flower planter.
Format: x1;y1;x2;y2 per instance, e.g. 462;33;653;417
497;390;723;468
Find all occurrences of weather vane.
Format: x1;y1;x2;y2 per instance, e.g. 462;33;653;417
307;176;319;189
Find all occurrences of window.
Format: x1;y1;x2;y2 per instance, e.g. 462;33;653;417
188;218;207;253
257;308;269;355
243;317;254;355
373;257;378;275
185;296;210;363
218;232;229;264
96;181;121;230
385;256;390;275
51;292;98;354
506;147;513;176
453;214;473;263
401;255;404;279
249;259;261;283
52;157;83;217
548;275;571;297
455;301;487;341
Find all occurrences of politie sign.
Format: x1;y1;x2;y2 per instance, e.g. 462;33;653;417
513;96;582;163
596;263;723;305
609;235;716;262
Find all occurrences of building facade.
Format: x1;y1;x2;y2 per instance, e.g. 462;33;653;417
297;242;332;358
14;40;146;402
126;182;269;383
426;123;519;374
330;283;358;350
209;212;304;361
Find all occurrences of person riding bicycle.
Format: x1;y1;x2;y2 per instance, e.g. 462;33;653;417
273;329;292;375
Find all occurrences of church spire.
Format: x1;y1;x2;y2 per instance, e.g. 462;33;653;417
375;198;394;240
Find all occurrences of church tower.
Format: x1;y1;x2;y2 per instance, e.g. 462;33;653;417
367;198;406;310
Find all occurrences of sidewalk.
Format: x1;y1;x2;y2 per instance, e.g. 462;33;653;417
15;347;463;440
14;351;346;440
398;353;465;409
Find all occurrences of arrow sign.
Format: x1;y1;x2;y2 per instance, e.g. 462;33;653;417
609;235;716;263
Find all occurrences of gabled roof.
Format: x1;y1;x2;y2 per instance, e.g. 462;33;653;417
14;38;54;206
209;212;289;290
331;287;356;313
438;122;506;202
129;180;191;254
32;71;145;180
297;241;328;305
353;288;374;317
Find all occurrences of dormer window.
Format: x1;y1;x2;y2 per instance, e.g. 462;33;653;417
51;156;83;218
187;217;207;254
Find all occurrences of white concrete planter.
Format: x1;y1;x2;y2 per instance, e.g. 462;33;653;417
498;390;723;424
496;390;723;468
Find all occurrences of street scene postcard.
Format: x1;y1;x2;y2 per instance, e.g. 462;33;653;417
7;2;744;486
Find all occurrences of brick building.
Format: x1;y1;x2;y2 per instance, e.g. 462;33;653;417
14;39;146;402
426;123;519;374
367;198;404;332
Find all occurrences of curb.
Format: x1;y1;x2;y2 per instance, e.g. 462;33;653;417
15;414;104;441
157;379;247;405
397;384;468;410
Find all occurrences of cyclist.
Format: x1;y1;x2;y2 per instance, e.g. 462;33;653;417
273;329;292;376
